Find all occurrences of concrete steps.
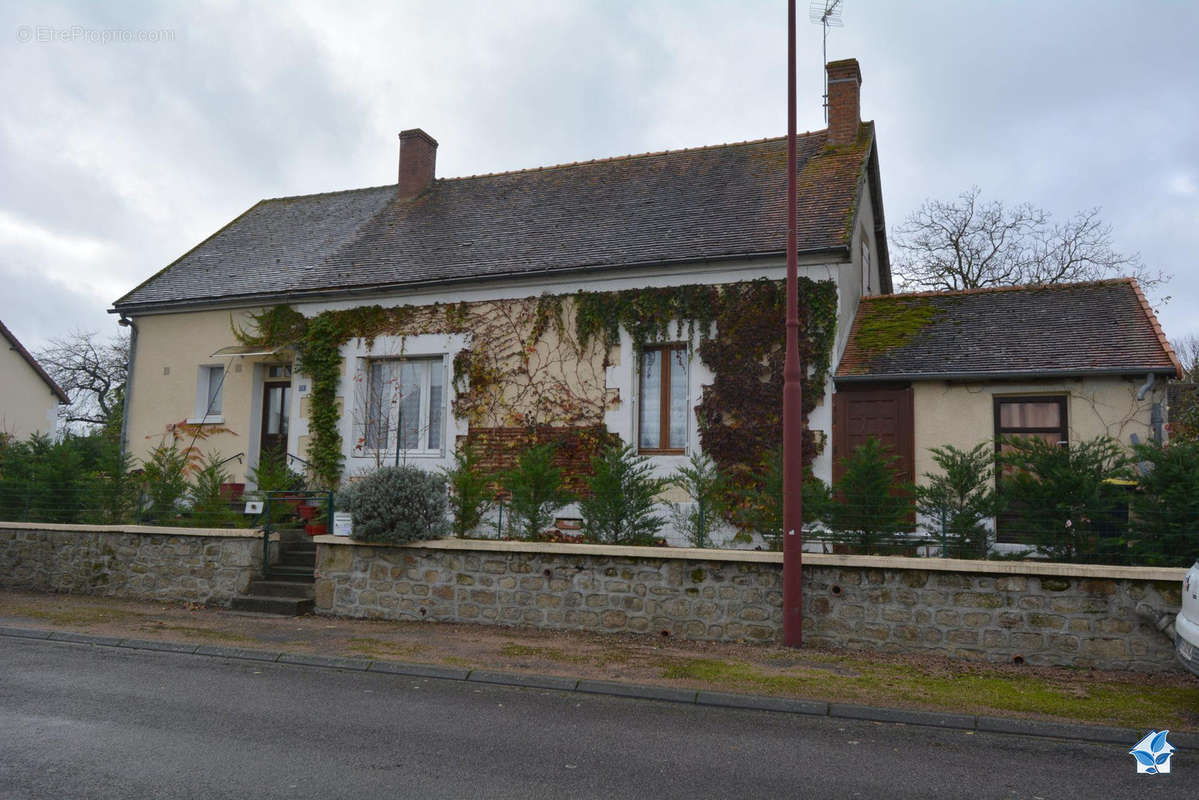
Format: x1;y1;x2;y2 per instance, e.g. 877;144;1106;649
231;540;316;616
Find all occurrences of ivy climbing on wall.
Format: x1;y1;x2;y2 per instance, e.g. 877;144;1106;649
235;277;836;490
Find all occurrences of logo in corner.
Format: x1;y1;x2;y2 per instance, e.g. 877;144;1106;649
1129;730;1175;774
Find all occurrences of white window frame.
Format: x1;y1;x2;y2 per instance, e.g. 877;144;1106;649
362;355;446;457
190;364;226;423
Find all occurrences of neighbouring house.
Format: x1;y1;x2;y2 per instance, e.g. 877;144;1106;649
111;59;890;540
0;320;68;440
833;279;1182;545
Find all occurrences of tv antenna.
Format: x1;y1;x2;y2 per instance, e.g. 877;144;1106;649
809;0;844;122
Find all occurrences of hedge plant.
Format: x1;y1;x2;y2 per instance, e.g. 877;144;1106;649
579;443;668;545
337;466;449;543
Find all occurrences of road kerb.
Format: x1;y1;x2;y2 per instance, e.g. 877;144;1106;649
2;626;1188;746
278;653;373;671
367;661;471;681
830;703;977;730
467;670;580;691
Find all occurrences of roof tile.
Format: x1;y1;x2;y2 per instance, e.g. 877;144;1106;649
836;279;1181;381
114;127;875;310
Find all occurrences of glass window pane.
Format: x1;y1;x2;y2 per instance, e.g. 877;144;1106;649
366;361;392;449
668;348;688;449
278;386;289;438
427;361;443;451
206;367;223;415
266;387;283;435
640;350;660;449
398;362;423;450
999;401;1060;429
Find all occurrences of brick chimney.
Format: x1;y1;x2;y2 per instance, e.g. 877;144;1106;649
397;128;438;198
825;59;862;146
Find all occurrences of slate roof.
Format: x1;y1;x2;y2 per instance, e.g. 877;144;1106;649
113;126;883;311
0;320;69;403
836;279;1182;382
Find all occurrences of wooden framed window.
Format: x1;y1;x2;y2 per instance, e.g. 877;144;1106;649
638;344;688;454
363;357;445;455
994;396;1068;451
994;395;1068;543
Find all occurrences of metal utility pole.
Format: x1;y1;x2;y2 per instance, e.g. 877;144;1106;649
782;0;804;648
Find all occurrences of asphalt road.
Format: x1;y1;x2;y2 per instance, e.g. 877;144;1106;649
0;637;1187;799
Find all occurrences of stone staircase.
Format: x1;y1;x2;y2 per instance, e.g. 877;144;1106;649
230;537;315;616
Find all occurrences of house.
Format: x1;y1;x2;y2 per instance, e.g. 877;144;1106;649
111;58;889;537
0;320;68;440
833;279;1181;544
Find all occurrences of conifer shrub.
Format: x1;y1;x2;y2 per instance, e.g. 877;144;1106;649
669;452;725;549
499;442;572;540
998;435;1130;562
141;443;189;523
915;443;1001;559
188;452;237;528
441;444;493;538
579;443;668;545
824;438;914;554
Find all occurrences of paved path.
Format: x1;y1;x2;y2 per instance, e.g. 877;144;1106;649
0;637;1186;799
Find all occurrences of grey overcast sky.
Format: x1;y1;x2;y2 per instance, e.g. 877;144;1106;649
1;0;1195;352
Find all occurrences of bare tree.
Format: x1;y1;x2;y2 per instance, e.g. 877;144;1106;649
1171;334;1198;381
35;330;129;429
893;187;1168;294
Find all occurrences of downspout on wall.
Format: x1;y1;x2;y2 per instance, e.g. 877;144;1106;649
117;316;138;460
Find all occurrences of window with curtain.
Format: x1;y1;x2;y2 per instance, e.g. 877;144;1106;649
639;344;688;453
363;357;444;454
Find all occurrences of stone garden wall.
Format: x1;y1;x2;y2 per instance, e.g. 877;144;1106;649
314;538;1185;672
0;523;261;606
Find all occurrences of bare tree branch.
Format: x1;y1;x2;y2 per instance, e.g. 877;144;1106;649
34;330;129;429
1171;335;1199;382
892;187;1170;296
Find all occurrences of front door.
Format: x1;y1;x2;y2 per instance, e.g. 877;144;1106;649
260;369;292;460
831;384;915;485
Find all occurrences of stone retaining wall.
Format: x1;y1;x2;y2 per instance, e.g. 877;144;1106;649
0;523;261;606
314;538;1185;672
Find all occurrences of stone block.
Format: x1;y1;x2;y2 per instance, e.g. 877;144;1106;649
1080;637;1128;661
1096;618;1134;635
952;591;1003;609
935;610;959;626
1080;579;1117;597
946;628;978;645
1025;613;1066;631
1010;632;1045;651
602;611;628;629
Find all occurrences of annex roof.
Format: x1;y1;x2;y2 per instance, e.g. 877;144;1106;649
835;279;1182;382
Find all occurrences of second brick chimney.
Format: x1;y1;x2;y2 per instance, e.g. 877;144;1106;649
825;59;862;146
397;128;438;198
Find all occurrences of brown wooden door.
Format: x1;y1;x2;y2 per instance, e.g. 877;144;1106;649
832;385;915;485
260;381;291;459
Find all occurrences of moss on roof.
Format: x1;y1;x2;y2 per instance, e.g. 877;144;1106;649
853;295;944;356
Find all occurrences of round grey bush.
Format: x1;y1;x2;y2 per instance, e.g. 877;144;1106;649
337;466;450;543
